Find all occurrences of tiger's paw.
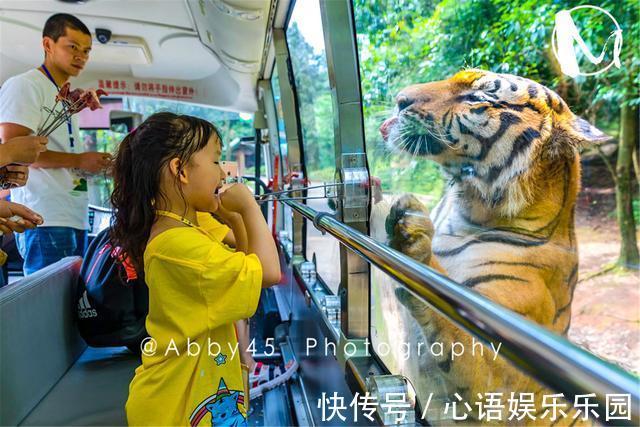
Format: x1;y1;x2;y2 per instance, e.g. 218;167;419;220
386;194;434;264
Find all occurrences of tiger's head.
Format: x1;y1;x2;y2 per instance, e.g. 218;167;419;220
381;69;609;218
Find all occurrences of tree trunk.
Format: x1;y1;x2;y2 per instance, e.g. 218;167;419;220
616;102;640;270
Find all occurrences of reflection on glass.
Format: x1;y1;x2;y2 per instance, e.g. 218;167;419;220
271;66;288;168
287;0;341;293
355;0;638;421
271;69;294;255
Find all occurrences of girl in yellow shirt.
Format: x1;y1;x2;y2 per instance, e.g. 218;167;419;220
109;112;281;426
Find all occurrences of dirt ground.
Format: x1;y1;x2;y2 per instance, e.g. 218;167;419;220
568;165;640;376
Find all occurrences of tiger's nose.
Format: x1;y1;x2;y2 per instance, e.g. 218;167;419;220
396;94;414;111
396;92;433;111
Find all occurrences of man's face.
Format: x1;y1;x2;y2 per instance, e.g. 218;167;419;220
43;27;92;76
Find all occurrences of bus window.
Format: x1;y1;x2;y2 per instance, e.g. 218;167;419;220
84;97;254;213
354;0;638;418
286;0;340;292
271;67;293;253
271;67;288;170
123;97;253;146
79;128;123;209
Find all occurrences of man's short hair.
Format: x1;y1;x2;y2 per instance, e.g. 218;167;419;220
42;13;91;41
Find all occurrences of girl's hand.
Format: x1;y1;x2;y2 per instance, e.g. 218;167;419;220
218;184;256;214
214;200;241;224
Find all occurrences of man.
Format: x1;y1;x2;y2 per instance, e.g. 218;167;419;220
0;13;111;274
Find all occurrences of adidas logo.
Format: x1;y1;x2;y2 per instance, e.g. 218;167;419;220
77;290;98;319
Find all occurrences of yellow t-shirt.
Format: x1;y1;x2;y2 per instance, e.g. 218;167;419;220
125;214;262;426
197;212;230;243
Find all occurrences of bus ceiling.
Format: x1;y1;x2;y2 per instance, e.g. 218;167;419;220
0;0;288;113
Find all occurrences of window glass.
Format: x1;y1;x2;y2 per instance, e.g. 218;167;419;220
123;97;254;154
79;129;123;209
271;68;293;250
355;0;638;421
287;0;341;292
83;97;254;210
271;66;289;171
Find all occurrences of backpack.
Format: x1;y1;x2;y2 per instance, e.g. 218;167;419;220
75;227;148;351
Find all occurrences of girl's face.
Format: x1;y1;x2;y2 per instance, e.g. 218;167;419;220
182;135;225;213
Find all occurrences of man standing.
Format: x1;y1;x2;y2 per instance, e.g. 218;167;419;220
0;13;111;274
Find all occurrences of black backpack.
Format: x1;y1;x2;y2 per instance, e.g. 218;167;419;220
75;227;148;351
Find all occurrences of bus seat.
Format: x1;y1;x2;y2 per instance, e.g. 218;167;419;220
0;257;138;426
0;257;85;425
20;346;138;426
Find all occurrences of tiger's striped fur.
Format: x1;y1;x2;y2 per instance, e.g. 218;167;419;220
381;69;609;424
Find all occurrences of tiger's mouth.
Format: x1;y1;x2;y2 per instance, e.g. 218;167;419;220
380;115;445;156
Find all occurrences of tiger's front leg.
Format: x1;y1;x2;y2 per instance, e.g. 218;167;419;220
386;193;445;274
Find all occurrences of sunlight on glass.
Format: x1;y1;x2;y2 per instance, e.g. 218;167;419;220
287;0;340;293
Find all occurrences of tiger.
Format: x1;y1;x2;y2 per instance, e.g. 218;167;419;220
375;69;609;425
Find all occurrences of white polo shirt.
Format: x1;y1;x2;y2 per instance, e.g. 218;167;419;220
0;68;88;230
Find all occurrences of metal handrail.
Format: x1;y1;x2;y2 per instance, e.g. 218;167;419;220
88;204;114;214
284;199;639;425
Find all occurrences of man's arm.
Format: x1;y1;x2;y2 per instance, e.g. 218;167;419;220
0;122;111;171
30;150;80;169
0;122;79;168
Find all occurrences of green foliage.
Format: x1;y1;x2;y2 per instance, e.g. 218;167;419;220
79;129;124;206
355;0;639;114
123;97;254;150
351;0;638;198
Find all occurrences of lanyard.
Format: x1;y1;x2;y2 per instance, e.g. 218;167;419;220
40;64;74;148
155;210;216;240
155;210;198;227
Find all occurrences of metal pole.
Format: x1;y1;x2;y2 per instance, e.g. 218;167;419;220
319;0;371;340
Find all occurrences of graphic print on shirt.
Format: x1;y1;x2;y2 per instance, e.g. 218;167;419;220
72;176;88;193
214;353;227;366
189;377;247;427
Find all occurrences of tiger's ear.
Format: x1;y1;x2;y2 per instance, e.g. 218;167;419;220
566;116;612;145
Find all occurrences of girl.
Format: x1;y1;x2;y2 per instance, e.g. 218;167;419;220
110;112;281;426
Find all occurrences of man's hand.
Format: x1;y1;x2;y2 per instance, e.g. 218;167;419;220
0;200;43;234
76;152;112;174
0;136;48;166
0;164;29;188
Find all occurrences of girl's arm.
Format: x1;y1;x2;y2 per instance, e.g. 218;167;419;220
220;184;280;286
224;215;247;253
222;230;236;248
214;205;246;252
240;203;280;287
